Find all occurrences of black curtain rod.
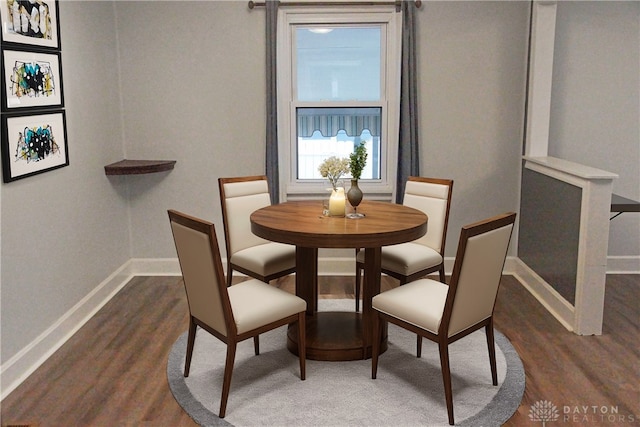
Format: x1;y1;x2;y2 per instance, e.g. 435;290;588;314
248;1;422;12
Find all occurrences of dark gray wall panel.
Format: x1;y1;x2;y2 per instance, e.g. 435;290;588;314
519;167;581;304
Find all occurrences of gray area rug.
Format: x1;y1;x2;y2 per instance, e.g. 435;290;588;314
167;300;524;426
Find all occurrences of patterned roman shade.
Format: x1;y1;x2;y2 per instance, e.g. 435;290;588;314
297;107;381;137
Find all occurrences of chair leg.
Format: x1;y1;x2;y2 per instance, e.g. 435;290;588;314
438;341;455;426
219;341;237;418
371;312;381;379
485;321;498;386
253;335;260;356
416;335;422;358
297;312;306;380
438;264;446;283
355;260;362;312
226;263;233;287
184;317;197;377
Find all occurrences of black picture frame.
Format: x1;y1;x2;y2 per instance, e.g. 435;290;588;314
1;109;68;182
1;46;64;112
0;0;61;51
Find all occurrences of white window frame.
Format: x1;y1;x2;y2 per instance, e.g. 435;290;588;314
277;6;402;201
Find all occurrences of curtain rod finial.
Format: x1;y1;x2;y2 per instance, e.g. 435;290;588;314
248;1;255;9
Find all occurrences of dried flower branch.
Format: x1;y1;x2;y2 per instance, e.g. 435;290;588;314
318;156;350;190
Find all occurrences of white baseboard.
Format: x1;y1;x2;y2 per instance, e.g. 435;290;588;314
606;256;640;274
77;254;639;280
128;258;181;276
511;258;575;332
128;256;362;277
1;254;635;401
0;261;135;400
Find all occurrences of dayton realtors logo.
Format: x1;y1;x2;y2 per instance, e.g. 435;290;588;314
529;400;560;426
529;400;638;424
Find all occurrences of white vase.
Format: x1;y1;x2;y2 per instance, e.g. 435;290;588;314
329;187;346;217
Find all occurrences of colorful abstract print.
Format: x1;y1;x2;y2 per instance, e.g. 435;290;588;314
6;0;53;40
10;60;55;99
14;124;60;163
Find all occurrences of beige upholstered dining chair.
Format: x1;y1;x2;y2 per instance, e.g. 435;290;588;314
219;175;296;287
168;209;306;418
354;176;453;311
371;212;516;426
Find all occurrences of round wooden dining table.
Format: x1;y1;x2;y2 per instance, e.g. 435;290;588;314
250;200;428;361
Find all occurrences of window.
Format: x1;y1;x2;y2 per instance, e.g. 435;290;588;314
277;6;402;200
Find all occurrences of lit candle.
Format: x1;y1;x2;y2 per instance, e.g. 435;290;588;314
329;187;346;217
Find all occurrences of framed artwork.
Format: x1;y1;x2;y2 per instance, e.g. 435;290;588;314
1;47;63;111
1;109;68;182
0;0;60;50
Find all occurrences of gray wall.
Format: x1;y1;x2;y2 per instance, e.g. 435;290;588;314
115;0;530;260
549;1;639;257
1;1;130;361
115;1;267;258
418;1;529;253
1;0;637;371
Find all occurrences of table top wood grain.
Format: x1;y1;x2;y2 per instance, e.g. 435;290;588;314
250;200;428;249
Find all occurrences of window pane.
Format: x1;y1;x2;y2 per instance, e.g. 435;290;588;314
297;107;381;180
296;26;381;102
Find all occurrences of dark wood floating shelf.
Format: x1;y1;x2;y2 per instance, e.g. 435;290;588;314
104;159;176;175
611;193;640;213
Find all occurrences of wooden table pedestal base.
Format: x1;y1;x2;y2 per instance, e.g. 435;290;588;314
287;312;388;361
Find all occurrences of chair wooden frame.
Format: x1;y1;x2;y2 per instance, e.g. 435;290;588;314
219;175;296;287
355;176;454;311
168;209;306;418
371;212;516;425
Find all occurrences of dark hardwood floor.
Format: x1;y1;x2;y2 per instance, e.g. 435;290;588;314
1;274;638;426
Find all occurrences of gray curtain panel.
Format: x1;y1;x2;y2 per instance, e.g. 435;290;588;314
397;1;420;203
266;0;279;203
